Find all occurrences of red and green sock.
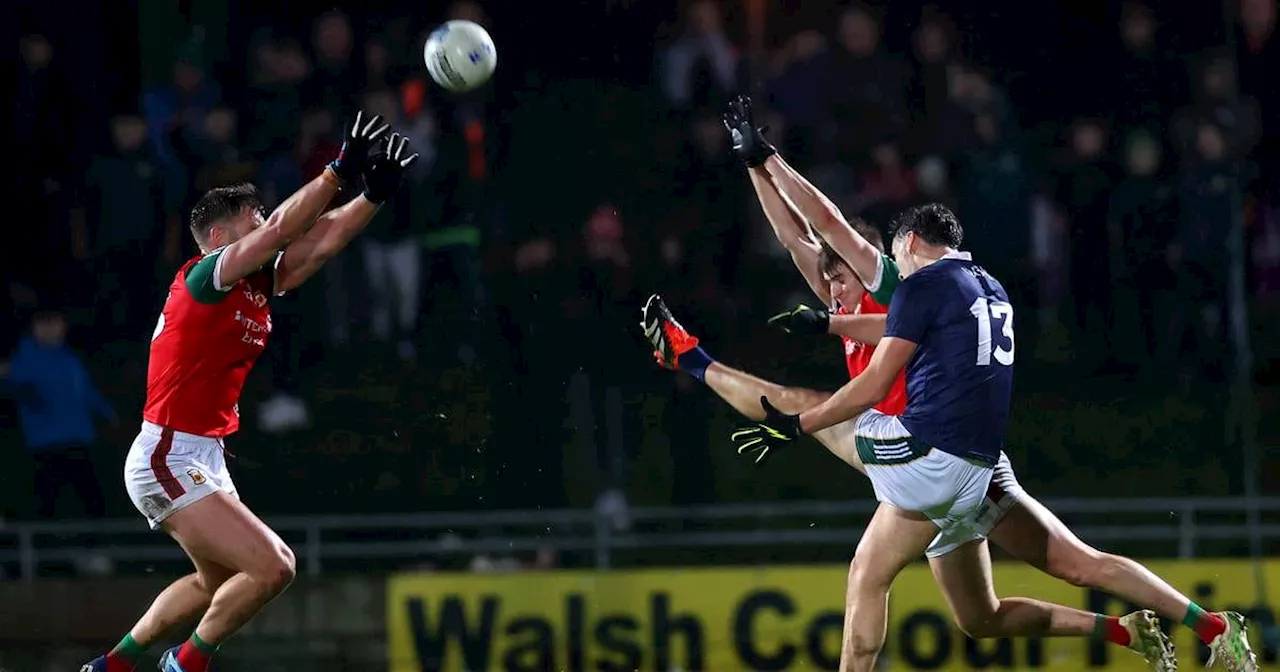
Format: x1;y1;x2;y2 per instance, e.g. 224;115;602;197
1183;602;1227;644
1093;614;1133;647
175;632;219;672
104;633;146;672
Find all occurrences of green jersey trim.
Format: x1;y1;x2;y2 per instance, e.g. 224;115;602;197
185;248;231;304
867;253;901;305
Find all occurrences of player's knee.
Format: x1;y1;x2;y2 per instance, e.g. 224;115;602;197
953;611;1001;640
253;545;296;594
848;557;892;594
270;545;297;592
846;629;886;658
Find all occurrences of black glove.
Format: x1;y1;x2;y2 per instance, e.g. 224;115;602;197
328;111;391;184
362;133;420;204
767;304;830;336
730;397;802;464
722;94;776;168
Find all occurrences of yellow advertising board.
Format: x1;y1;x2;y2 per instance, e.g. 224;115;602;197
387;559;1276;671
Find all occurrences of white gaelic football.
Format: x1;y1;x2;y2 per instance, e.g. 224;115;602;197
423;20;497;92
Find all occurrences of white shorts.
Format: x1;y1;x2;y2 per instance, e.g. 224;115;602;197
926;452;1024;558
853;410;1018;558
124;422;239;530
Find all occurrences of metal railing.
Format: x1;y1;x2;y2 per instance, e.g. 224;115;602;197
0;497;1276;581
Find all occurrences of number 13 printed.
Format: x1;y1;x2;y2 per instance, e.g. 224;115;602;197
969;297;1015;366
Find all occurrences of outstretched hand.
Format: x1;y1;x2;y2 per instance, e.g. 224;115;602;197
730;397;802;464
722;94;776;168
362;133;420;204
767;304;831;336
328;110;391;183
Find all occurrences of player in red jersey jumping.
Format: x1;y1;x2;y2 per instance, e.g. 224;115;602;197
643;96;1256;671
82;114;420;672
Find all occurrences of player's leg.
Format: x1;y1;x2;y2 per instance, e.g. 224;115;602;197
840;503;939;672
641;294;864;471
156;491;296;672
990;492;1256;670
929;538;1105;635
95;555;233;671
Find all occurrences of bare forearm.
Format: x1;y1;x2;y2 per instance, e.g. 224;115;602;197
798;375;887;434
268;168;343;243
764;155;881;285
750;167;810;245
305;195;380;259
763;155;847;240
749;167;831;302
828;314;886;344
277;195;380;291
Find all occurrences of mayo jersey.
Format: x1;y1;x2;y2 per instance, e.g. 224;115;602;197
142;249;280;437
840;253;907;415
883;252;1013;466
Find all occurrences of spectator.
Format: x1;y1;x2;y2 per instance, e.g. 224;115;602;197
1055;118;1118;359
825;4;909;160
1108;131;1177;370
908;10;963;154
2;310;113;518
658;0;741;112
1236;0;1280;153
364;37;396;90
677;109;748;285
857;140;918;224
1171;121;1237;380
360;88;424;360
244;39;311;155
913;155;955;208
1172;54;1261;161
1107;3;1182;135
937;65;1012;157
957;113;1032;285
71;113;181;340
142;44;221;185
306;11;360;122
183;107;257;193
12;34;75;299
765;30;830;167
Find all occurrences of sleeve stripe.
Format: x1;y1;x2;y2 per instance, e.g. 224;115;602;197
863;253;885;293
271;251;286;296
211;247;233;293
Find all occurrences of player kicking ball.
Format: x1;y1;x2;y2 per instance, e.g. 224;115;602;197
642;98;1256;672
81;114;419;672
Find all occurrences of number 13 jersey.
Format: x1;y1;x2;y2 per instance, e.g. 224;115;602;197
143;248;279;438
883;252;1014;466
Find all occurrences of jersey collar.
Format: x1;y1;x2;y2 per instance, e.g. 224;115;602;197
940;250;972;261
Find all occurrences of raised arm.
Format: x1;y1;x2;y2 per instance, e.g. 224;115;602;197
724;95;831;304
748;167;831;305
217;112;388;288
762;154;887;295
276;134;419;292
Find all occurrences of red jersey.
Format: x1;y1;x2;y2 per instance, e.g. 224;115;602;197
840;293;909;415
143;251;276;437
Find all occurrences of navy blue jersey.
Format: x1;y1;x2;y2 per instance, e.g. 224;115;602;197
883;253;1013;466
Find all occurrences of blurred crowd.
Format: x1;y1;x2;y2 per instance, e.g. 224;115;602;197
3;0;1280;521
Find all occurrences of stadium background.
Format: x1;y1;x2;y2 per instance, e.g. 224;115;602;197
2;0;1279;669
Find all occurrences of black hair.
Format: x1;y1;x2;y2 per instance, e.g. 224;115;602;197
817;219;884;276
889;203;963;248
189;183;262;245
